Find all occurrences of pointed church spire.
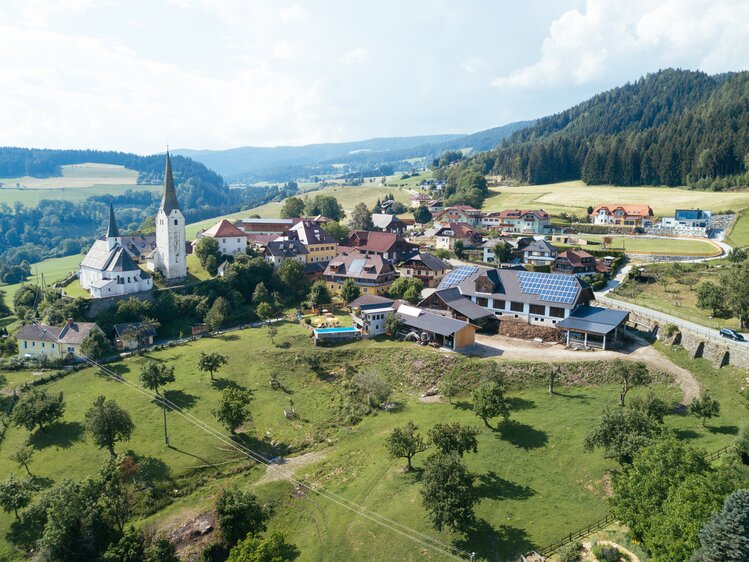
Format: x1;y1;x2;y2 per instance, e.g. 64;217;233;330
160;150;180;214
106;200;119;238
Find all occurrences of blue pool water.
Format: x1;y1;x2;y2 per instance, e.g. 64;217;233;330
314;327;359;334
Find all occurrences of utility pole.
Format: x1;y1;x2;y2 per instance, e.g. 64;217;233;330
162;396;169;446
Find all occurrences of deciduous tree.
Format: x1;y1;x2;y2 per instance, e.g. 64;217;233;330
385;421;429;471
138;361;175;396
12;388;65;432
216;487;268;546
213;388;252;434
80;329;112;360
420;453;477;533
339;279;360;304
195;237;222;275
696;282;727;316
228;531;298;562
690;393;721;427
279;196;305;219
428;423;479;457
9;444;34;476
471;380;510;429
349;202;375;231
413;206;432;224
611;359;650;407
198;351;228;380
0;474;33;518
583;407;662;464
84;395;134;457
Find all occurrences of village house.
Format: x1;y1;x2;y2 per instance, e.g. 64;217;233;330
80;203;153;299
433;205;482;227
372;213;408;234
494;209;550;233
396;252;449;288
349;294;398;337
417;287;499;333
113;322;157;351
479;212;503;229
284;219;338;264
193;219;247;256
552;249;610;276
234;218;301;235
557;306;630;350
426;199;444;214
323;252;398;295
340;231;417;261
591;204;653;228
438;265;594;326
521;239;559;266
263;240;308;269
17;320;102;358
661;209;712;229
410;193;432;208
435;222;483;251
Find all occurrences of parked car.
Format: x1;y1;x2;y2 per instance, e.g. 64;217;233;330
719;328;746;342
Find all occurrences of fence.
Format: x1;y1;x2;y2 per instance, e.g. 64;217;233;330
519;442;740;560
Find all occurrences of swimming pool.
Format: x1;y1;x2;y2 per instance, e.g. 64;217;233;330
314;327;359;334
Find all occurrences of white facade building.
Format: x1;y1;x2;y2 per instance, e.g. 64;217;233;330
147;153;187;282
80;203;153;298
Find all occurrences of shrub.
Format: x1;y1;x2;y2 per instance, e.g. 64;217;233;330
590;542;627;562
662;323;679;338
557;540;583;562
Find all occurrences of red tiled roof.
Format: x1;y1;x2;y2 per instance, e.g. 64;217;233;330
341;231;415;253
497;209;549;220
591;204;653;217
436;222;479;238
203;219;247;238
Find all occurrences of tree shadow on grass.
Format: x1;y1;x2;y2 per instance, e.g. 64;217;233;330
123;449;171;481
453;401;474;411
95;363;129;380
507;397;536;411
454;518;533;562
163;389;199;410
217;334;240;342
29;475;54;490
497;420;548;450
7;512;45;551
210;377;248;391
674;428;701;440
549;390;589;401
476;471;535;501
28;420;84;450
166;445;215;468
708;424;739;435
234;432;290;458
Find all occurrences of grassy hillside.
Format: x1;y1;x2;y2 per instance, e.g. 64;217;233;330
0;163;155;208
0;321;744;560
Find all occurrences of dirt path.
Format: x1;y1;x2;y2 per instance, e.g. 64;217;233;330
255;450;326;486
582;540;641;562
471;334;700;404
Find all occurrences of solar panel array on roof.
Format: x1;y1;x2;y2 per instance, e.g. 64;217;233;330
518;271;579;304
348;258;367;275
440;265;479;288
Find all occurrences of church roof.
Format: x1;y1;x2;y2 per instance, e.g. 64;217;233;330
160;152;180;215
106;202;119;238
80;239;148;275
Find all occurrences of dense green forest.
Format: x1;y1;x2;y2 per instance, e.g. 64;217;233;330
0;149;298;270
472;69;749;189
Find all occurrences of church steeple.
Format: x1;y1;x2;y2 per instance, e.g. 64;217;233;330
106;201;119;238
160;151;180;215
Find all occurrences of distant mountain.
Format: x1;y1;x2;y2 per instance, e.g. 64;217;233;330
174;121;531;182
473;68;749;188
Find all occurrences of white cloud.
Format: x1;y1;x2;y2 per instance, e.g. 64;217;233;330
461;58;483;73
492;0;749;90
339;47;370;66
279;4;310;22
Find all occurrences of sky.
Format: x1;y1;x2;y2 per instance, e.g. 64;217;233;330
1;0;749;154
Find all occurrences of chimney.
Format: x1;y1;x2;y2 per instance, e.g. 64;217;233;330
67;318;74;327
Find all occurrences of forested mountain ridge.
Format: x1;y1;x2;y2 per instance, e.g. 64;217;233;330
174;121;531;182
473;69;749;188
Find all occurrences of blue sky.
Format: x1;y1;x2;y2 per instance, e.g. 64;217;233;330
1;0;748;154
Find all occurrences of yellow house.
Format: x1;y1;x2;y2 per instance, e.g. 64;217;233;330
323;253;398;296
17;320;102;359
287;220;338;264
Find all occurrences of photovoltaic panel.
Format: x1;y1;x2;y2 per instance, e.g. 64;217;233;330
440;265;479;289
517;271;579;304
348;258;367;275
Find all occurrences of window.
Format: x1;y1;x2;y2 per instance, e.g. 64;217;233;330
549;306;565;318
174;219;178;225
68;347;74;353
52;344;55;349
222;239;226;243
510;301;524;312
476;297;488;307
23;341;27;349
32;341;35;347
42;342;45;348
529;304;545;315
492;300;505;310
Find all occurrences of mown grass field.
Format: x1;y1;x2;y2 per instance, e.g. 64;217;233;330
482;181;749;217
0;322;743;561
609;262;743;331
572;234;720;256
0;253;82;307
0;164;157;208
726;208;749;248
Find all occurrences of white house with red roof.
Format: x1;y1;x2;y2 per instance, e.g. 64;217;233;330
487;209;550;233
433;206;482;227
193;219;248;256
591;204;654;228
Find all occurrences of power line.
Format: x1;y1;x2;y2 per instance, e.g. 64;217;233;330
30;320;470;561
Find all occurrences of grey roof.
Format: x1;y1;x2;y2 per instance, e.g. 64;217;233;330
289;220;336;245
114;322;157;338
523;239;558;254
80;240;148;276
160;152;180;215
16;324;62;343
450;266;592;309
397;306;472;337
265;240;308;258
349;294;396;310
557;306;630;335
58;322;99;345
372;213;405;230
398;252;448;272
106;202;119;238
422;287;494;321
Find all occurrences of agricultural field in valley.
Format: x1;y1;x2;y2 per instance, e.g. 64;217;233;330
0;320;744;561
0;163;156;208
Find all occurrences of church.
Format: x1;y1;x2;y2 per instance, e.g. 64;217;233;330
147;152;187;283
80;203;153;299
